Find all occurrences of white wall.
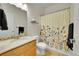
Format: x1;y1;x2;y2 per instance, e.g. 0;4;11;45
0;4;27;36
73;4;79;56
26;4;43;36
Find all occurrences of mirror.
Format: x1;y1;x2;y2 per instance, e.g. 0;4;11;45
0;3;27;40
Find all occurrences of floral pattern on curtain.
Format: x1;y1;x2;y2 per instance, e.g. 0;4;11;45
40;8;71;53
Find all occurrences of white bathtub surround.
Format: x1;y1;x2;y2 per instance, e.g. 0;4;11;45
0;36;36;54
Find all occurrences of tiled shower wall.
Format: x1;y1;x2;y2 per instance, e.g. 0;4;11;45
40;8;71;53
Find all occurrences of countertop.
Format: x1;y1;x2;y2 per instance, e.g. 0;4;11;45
0;36;36;54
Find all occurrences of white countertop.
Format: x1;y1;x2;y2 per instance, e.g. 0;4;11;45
0;36;36;54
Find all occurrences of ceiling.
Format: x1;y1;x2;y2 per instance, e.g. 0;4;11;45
26;3;56;8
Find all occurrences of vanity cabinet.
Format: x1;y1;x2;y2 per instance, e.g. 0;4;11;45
0;40;36;56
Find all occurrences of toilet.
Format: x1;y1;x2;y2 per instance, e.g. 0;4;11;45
35;36;47;55
37;42;47;55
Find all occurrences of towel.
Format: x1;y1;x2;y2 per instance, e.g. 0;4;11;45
67;23;74;50
0;9;8;30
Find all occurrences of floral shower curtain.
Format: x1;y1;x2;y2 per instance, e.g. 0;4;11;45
40;8;71;53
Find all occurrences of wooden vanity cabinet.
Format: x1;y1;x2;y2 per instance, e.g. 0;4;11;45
0;40;36;56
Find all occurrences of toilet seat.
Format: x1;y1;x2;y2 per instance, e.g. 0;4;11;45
37;42;47;49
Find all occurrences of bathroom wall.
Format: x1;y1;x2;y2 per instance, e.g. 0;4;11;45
0;4;27;36
26;4;44;36
73;4;79;55
26;4;55;36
